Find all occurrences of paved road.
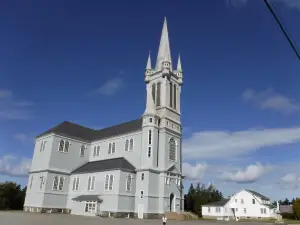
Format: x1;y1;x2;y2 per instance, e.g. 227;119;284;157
0;211;276;225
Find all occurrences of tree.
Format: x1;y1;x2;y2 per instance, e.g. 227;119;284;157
292;198;300;219
283;198;290;205
0;182;26;210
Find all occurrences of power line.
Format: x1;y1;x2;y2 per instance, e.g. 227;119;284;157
263;0;300;60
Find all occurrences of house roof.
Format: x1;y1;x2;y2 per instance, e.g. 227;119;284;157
245;189;270;201
37;118;143;142
203;199;230;207
71;157;136;174
72;195;103;202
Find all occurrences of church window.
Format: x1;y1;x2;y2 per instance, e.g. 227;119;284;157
58;140;64;152
80;145;85;157
104;175;109;190
64;141;70;153
140;191;144;199
141;173;144;181
40;176;44;190
126;175;132;191
125;139;129;151
109;175;114;190
58;177;64;190
149;118;152;123
112;142;116;153
93;146;97;157
169;82;173;108
169;138;176;161
40;141;46;151
52;176;59;190
148;130;152;145
72;177;76;190
87;176;91;190
152;83;156;103
108;143;112;154
148;146;152;157
72;177;79;191
129;138;134;151
96;146;100;156
174;84;176;109
157;82;161;106
91;176;96;191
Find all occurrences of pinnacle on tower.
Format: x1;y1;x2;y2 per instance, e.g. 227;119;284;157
156;17;172;70
144;86;156;115
146;51;151;70
177;54;182;71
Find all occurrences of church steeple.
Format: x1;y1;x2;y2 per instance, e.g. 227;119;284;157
177;54;182;71
155;17;172;70
146;51;151;70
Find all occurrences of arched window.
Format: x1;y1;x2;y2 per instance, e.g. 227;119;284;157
64;141;70;153
72;177;76;190
58;177;64;190
108;143;112;154
157;82;161;106
87;176;92;190
169;82;173;107
104;175;109;190
80;145;85;157
129;139;134;151
91;176;96;191
75;177;80;190
126;175;132;191
148;146;152;158
152;83;156;103
109;175;114;190
52;176;59;190
112;142;116;153
93;146;97;157
169;138;176;161
174;84;176;109
96;146;100;156
148;130;152;145
125;140;129;151
58;140;64;152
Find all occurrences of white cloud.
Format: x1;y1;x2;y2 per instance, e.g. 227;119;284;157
183;126;300;160
242;88;299;114
0;155;31;177
278;173;300;189
183;162;207;181
96;78;124;96
220;163;272;183
0;89;33;120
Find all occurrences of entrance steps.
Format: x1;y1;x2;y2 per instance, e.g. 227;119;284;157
165;211;198;220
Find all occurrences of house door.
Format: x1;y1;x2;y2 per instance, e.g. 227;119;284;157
169;193;174;212
138;204;144;219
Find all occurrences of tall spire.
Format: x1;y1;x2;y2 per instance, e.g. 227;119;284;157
146;51;151;70
177;54;182;71
156;17;172;70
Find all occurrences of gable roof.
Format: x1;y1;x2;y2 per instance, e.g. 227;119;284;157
245;189;270;201
71;157;136;174
202;199;230;207
37;118;143;142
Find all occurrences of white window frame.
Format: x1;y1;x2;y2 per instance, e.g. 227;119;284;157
72;177;80;191
216;207;221;213
84;201;96;213
58;177;64;191
109;175;114;190
79;145;85;157
125;139;129;151
52;176;59;190
112;142;116;154
140;190;144;199
93;146;97;157
141;173;144;181
129;138;134;151
148;146;152;158
148;130;152;145
263;208;266;214
208;207;211;213
96;146;100;156
168;138;177;162
241;199;244;204
244;208;247;214
252;199;255;204
126;175;132;192
58;140;70;153
104;175;109;191
40;141;46;152
260;208;264;214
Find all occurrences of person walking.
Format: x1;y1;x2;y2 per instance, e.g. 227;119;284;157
162;214;168;225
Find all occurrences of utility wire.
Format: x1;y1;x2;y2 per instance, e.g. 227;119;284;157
263;0;300;60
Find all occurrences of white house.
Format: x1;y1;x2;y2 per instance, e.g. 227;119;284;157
202;189;277;220
23;17;184;219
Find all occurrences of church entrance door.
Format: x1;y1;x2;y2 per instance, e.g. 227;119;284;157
169;193;175;212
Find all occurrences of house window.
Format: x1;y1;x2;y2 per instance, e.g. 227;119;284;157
140;191;144;199
157;82;161;106
129;138;134;151
148;146;152;157
72;177;80;191
91;176;95;190
96;146;100;156
169;138;176;161
148;130;152;145
263;208;266;214
80;145;85;157
235;208;238;212
40;176;44;189
104;175;109;190
208;207;211;213
252;199;255;204
58;177;64;191
52;176;59;190
260;208;264;214
241;199;244;204
109;175;114;190
125;139;129;151
29;176;33;189
244;208;247;214
85;201;96;213
126;175;132;192
216;207;221;213
112;142;116;154
75;177;80;190
141;173;144;181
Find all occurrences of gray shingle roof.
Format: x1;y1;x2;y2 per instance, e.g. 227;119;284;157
72;195;103;202
37;118;143;142
71;157;136;174
203;199;230;207
246;190;270;201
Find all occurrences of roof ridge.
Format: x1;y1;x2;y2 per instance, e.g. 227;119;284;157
95;118;142;132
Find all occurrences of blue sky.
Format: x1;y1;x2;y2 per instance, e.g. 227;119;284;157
1;0;300;200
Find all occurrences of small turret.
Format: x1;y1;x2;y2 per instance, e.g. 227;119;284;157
177;54;183;85
162;48;171;76
145;51;152;83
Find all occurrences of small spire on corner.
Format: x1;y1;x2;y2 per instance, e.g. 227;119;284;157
177;54;182;71
146;51;151;70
